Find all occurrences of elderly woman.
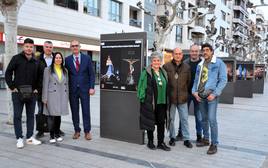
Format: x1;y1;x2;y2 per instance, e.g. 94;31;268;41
42;52;69;143
137;52;170;151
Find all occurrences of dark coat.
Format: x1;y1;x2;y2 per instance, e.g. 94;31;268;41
163;60;191;105
5;52;43;91
138;66;168;131
65;53;95;94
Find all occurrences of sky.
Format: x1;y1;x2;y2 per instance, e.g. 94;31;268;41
250;0;268;20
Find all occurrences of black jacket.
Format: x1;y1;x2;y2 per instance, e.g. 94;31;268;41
5;52;43;91
139;66;168;131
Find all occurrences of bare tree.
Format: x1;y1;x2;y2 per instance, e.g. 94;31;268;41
137;0;215;52
0;0;25;124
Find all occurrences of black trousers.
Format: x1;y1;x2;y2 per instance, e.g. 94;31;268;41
47;116;61;139
147;104;166;144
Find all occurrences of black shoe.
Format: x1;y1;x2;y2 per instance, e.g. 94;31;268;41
147;140;156;150
175;132;183;141
157;142;171;151
207;144;217;155
59;130;65;136
184;140;193;148
196;134;203;147
197;138;210;147
35;132;44;139
169;138;176;146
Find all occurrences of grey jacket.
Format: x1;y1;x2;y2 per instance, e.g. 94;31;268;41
42;67;69;116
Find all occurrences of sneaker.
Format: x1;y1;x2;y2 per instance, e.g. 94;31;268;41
184;140;193;148
197;138;210;147
35;132;44;139
26;137;42;145
175;131;183;141
16;138;24;149
49;139;56;144
56;137;63;142
207;144;217;155
147;140;156;150
169;138;176;146
157;142;171;151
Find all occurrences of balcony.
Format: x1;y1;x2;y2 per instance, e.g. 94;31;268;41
233;18;248;27
129;19;142;28
233;5;248;16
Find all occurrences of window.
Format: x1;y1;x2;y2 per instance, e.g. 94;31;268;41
175;26;183;43
220;27;225;36
35;0;46;2
177;11;183;19
84;0;100;17
148;23;153;32
54;0;78;10
221;11;226;21
109;0;122;23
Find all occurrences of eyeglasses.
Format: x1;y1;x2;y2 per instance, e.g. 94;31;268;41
71;45;79;48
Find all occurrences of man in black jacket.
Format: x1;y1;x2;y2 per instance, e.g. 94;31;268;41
5;38;42;149
35;41;65;138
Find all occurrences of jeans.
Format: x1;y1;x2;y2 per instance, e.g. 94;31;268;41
12;92;36;139
169;103;190;140
199;97;219;145
47;116;61;139
188;94;203;136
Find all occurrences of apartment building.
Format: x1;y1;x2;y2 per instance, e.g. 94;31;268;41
0;0;144;81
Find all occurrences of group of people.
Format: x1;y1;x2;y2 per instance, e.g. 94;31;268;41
5;37;226;155
137;43;227;155
5;38;95;149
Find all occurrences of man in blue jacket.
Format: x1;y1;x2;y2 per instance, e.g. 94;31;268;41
192;43;227;154
65;40;95;140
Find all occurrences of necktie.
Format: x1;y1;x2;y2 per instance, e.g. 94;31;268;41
75;56;80;72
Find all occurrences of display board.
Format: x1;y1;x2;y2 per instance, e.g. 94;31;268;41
100;32;146;145
100;40;142;92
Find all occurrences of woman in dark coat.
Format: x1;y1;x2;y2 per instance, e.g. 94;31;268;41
137;52;170;151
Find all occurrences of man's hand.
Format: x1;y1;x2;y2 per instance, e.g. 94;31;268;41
207;94;216;101
193;92;201;102
11;88;18;92
43;101;47;105
89;89;95;95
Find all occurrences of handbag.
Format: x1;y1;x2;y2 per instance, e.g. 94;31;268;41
18;85;33;102
198;89;213;99
35;113;49;132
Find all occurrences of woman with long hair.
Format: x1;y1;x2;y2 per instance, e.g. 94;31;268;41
42;52;69;143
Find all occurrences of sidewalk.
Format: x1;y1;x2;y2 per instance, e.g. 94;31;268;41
0;84;268;168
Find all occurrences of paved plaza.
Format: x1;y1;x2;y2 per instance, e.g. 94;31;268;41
0;83;268;168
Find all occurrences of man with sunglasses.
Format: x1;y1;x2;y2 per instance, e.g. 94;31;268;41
65;40;95;140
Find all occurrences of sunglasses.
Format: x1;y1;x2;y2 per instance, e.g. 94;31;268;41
71;45;79;48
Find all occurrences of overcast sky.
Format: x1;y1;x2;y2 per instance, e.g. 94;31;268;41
250;0;268;20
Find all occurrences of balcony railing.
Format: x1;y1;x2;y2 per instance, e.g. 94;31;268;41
129;18;142;28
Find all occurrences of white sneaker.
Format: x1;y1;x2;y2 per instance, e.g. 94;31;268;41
16;138;24;149
56;137;63;142
49;139;56;144
26;137;42;145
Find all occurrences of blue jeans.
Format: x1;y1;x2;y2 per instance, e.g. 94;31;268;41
199;97;219;145
169;103;190;140
12;92;36;139
188;94;203;136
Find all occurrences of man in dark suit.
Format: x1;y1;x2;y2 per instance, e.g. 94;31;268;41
36;41;65;138
65;40;95;140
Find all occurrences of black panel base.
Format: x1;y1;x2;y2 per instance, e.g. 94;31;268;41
100;91;144;145
234;80;253;98
219;82;234;104
253;79;264;94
